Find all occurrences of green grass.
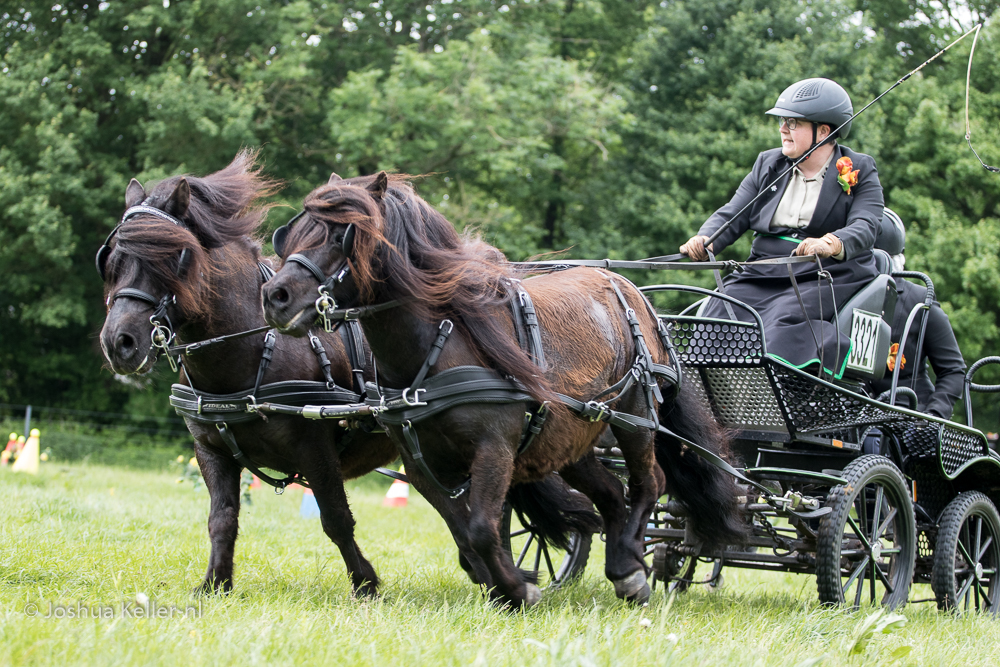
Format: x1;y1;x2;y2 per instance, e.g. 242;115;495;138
1;463;998;666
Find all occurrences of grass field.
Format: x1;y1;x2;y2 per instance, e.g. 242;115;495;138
2;462;999;666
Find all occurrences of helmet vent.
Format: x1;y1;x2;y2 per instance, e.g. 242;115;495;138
793;81;822;100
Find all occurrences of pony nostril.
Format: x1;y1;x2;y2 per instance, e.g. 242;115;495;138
269;286;289;305
116;333;136;357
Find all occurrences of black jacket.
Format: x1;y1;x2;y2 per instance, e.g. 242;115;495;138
870;279;966;419
698;145;884;259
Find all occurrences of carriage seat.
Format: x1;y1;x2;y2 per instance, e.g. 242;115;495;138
834;249;897;381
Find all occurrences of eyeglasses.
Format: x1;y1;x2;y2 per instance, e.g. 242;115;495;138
778;117;804;130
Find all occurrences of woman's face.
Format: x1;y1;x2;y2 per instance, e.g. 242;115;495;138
779;117;814;159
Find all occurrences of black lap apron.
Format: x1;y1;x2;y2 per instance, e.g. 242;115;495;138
700;234;879;379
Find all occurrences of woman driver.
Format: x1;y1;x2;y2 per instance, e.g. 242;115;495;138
679;78;884;378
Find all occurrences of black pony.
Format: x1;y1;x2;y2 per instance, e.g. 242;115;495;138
99;154;594;598
262;172;745;608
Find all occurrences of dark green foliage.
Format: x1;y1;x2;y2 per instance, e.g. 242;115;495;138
1;0;998;428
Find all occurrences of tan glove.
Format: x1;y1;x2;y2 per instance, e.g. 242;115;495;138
680;235;713;261
795;233;843;258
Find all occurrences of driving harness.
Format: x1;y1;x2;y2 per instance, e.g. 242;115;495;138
168;262;375;492
364;272;682;498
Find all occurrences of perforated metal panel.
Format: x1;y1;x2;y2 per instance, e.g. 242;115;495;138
941;427;986;477
702;367;786;431
664;317;763;367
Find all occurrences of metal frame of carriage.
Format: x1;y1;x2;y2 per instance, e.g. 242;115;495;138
597;272;1000;613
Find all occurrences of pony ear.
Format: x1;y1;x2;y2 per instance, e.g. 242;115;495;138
367;171;388;200
165;177;191;218
328;172;343;184
125;178;146;208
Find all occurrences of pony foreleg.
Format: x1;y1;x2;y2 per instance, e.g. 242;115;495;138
466;445;540;609
303;455;380;598
396;455;492;587
194;439;241;595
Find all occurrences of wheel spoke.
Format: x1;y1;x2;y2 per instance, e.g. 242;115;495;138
978;580;993;609
975;517;983;568
847;515;873;551
515;533;534;568
977;536;994;563
876;508;898;542
873;560;894;593
539;537;556;580
956;574;975;609
532;537;543;573
870;487;884;541
843;555;869;604
869;558;877;603
957;539;977;571
509;528;531;538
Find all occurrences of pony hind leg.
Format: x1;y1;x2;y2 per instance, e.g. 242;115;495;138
558;450;651;603
193;438;242;595
608;419;662;603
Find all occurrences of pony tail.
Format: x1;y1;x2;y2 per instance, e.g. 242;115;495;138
654;386;747;548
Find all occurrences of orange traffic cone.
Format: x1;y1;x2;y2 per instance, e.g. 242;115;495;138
2;433;17;465
12;428;40;475
382;465;409;507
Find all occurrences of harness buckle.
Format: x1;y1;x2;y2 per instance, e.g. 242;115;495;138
315;286;337;333
245;395;259;414
439;319;454;335
401;388;427;407
196;395;203;415
585;400;607;423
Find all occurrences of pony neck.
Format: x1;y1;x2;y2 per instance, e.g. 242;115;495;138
360;306;458;389
177;242;270;393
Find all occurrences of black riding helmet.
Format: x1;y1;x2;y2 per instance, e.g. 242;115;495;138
766;78;854;141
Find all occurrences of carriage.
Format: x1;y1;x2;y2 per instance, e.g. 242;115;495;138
577;258;1000;612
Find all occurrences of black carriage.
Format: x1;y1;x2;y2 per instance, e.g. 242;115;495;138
606;260;1000;612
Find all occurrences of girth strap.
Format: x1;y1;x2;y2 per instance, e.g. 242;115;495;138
215;423;305;493
403;420;472;499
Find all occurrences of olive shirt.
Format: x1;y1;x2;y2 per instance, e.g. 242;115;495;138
769;152;844;259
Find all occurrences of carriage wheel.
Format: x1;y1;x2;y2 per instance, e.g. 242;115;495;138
651;544;724;593
501;502;591;590
931;491;1000;614
815;455;916;609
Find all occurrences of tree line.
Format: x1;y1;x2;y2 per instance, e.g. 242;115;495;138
2;0;999;426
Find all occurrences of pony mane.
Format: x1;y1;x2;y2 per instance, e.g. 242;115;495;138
106;149;279;321
297;175;550;399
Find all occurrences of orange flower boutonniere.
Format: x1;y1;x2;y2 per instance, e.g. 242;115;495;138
887;342;906;372
836;156;860;195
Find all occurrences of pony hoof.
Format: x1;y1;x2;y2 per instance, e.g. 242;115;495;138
613;570;650;604
523;583;542;608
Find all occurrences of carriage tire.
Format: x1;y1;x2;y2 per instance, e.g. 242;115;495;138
500;502;591;590
931;491;1000;614
815;455;916;609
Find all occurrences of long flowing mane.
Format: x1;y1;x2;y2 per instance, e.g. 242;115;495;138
296;174;549;398
104;150;278;320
